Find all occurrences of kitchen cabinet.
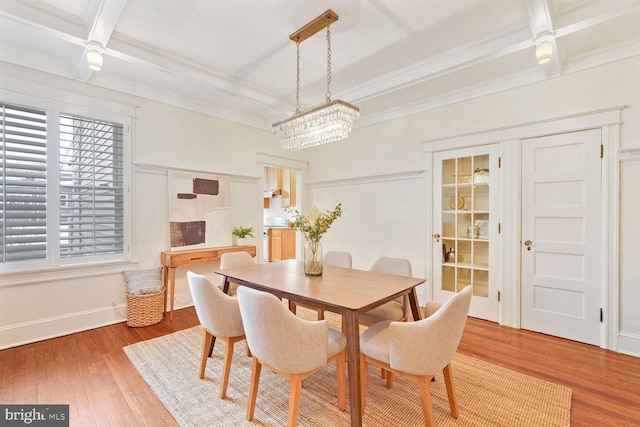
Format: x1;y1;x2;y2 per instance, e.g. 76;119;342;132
268;228;296;261
433;144;500;321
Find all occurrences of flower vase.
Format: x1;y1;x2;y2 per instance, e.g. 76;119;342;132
304;239;323;276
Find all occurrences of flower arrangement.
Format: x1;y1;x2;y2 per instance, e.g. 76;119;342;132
286;203;343;242
287;203;343;276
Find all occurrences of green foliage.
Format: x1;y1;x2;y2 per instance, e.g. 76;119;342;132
232;226;254;238
286;203;343;242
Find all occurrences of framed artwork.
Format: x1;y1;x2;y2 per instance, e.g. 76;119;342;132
168;170;232;250
475;219;489;239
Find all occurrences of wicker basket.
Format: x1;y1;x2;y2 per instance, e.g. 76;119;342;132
126;288;165;327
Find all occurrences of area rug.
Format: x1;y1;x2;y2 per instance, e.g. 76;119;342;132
124;321;571;426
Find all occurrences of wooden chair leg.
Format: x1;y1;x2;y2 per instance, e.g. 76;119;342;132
443;363;459;419
220;337;235;399
246;357;262;421
288;378;303;427
335;350;346;411
417;376;435;427
385;370;394;388
199;330;214;379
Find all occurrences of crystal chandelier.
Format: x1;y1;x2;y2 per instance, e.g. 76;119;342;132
272;10;359;151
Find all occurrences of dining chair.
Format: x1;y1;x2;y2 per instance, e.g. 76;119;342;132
187;271;247;399
219;251;256;296
358;256;413;326
359;285;473;426
237;286;347;427
290;250;352;320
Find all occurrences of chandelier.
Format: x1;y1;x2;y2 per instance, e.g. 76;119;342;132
272;10;359;151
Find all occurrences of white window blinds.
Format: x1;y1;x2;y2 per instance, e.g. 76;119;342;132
59;114;124;258
0;103;48;262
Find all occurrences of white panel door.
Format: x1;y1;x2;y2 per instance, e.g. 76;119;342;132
521;129;602;345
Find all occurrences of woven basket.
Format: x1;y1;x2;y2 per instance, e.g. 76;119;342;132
126;288;165;327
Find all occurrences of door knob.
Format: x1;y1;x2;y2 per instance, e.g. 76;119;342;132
524;240;532;251
433;233;440;242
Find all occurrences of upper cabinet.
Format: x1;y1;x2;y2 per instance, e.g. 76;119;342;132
264;167;296;208
432;144;500;322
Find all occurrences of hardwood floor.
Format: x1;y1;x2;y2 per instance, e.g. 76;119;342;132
1;308;639;426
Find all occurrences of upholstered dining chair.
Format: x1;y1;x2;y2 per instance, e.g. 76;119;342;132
290;250;353;320
219;251;256;296
187;271;246;399
358;256;413;326
237;286;347;427
359;285;473;426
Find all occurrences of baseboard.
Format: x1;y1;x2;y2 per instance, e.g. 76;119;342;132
0;292;194;350
617;332;640;358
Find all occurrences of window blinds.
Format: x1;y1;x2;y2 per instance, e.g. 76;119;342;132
59;114;124;258
0;104;48;262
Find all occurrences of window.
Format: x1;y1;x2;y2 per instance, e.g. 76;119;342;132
0;104;47;263
59;114;124;258
0;101;129;270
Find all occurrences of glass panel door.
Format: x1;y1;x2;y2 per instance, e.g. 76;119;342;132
433;145;499;321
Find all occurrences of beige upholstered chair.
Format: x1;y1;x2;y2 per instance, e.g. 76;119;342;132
291;250;352;320
324;250;353;268
187;271;246;399
237;286;347;427
358;256;413;326
219;251;256;296
359;285;473;426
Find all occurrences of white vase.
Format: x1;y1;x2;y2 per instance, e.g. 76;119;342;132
236;237;247;246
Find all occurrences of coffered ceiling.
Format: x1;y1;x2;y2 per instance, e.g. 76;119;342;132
1;0;639;130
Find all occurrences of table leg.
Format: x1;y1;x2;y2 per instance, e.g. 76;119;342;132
344;310;363;426
162;266;169;314
408;287;422;321
168;267;176;320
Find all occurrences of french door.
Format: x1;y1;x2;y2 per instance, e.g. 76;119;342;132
432;144;500;321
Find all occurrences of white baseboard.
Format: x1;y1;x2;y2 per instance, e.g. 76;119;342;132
0;292;194;350
617;332;640;358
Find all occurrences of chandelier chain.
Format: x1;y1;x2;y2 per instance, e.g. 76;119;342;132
295;42;301;115
326;21;332;103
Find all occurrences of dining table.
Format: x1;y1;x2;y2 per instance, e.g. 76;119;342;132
215;259;425;427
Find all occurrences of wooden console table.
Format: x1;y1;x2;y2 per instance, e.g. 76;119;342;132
160;245;257;319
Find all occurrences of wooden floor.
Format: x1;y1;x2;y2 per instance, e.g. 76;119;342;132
1;308;639;426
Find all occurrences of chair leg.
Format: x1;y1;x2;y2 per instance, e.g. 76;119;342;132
417;376;435;427
288;378;303;427
385;370;394;388
335;350;346;411
246;357;262;421
442;363;459;419
360;353;368;414
219;337;235;399
317;308;325;320
199;330;214;379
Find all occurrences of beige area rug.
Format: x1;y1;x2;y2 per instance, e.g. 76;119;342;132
124;315;571;426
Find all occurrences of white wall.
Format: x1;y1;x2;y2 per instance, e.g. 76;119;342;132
306;56;640;356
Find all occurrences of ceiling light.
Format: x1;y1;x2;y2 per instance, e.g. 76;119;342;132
272;10;359;151
535;33;554;65
86;43;104;71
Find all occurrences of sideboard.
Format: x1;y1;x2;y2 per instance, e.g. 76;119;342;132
160;245;257;319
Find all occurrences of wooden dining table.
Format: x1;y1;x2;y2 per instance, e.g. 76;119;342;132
215;259;425;427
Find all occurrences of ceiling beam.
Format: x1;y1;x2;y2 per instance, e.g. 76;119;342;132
74;0;128;82
522;0;561;77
